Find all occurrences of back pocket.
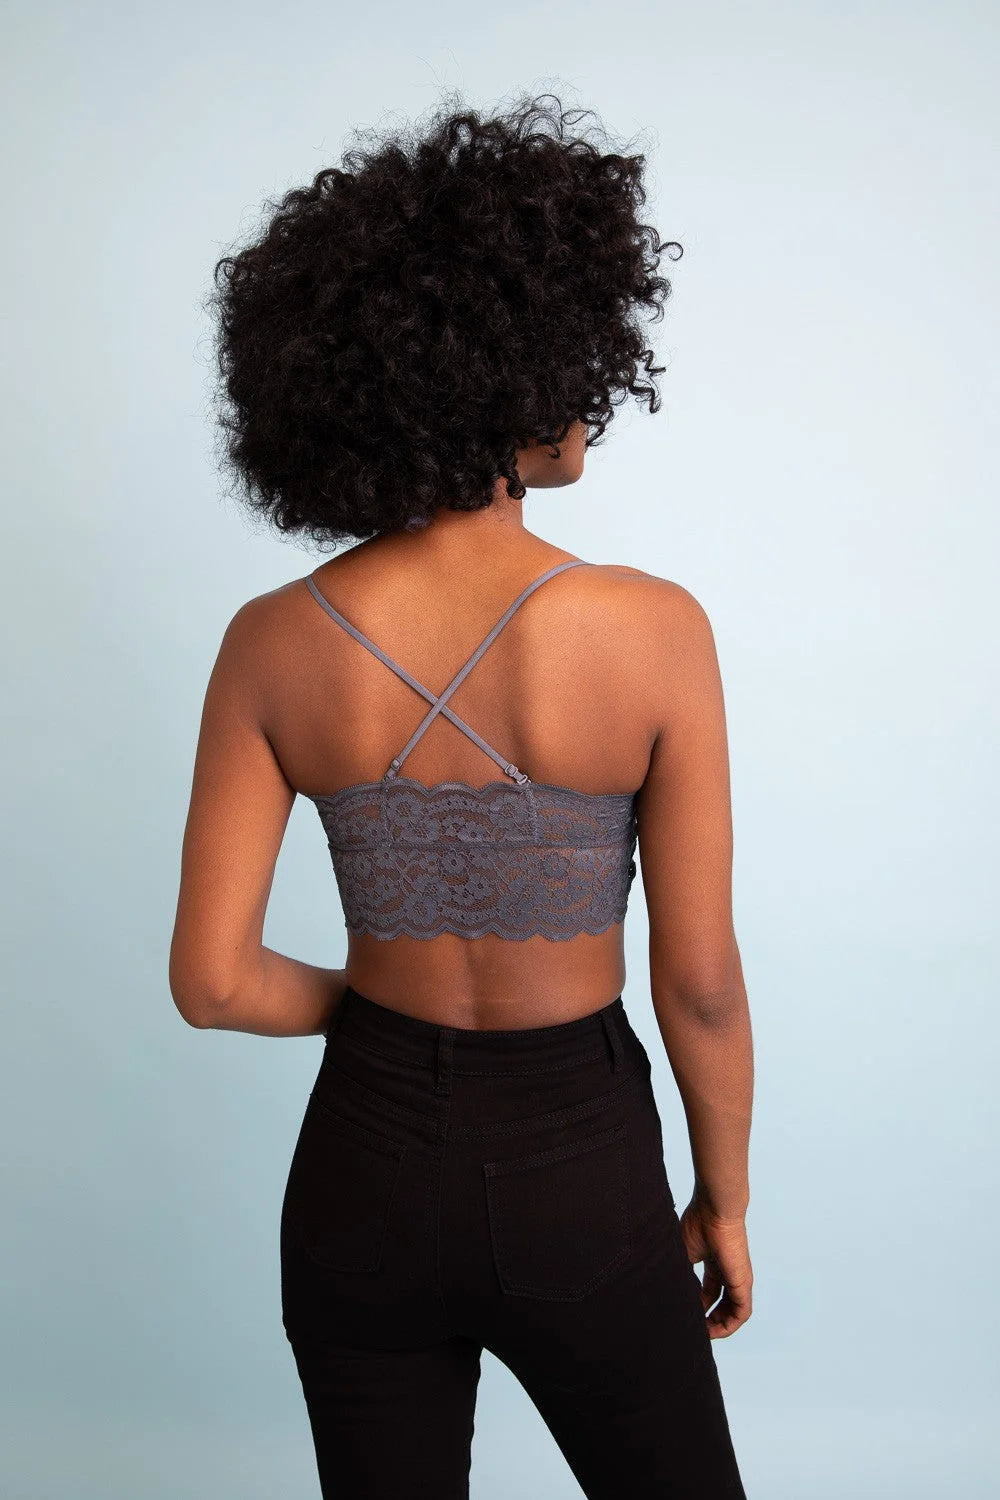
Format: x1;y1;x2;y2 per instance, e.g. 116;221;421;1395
281;1096;406;1273
484;1123;631;1301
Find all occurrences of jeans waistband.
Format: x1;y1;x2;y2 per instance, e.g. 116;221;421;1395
329;985;632;1084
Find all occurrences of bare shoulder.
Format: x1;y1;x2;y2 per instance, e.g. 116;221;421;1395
584;562;716;641
581;564;722;735
207;572;315;686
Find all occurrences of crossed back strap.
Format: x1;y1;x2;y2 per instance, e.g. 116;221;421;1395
304;558;591;783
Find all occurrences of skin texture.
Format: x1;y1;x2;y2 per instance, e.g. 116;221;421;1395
169;424;754;1338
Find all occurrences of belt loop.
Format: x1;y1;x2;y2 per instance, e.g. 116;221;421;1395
600;1008;624;1073
434;1027;455;1096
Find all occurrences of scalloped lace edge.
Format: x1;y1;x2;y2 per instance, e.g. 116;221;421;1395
345;914;629;941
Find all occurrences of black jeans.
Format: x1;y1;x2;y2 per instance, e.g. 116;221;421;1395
280;985;747;1499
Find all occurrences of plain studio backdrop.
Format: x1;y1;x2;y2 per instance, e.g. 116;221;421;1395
3;3;997;1497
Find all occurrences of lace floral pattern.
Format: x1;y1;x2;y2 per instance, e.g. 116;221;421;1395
310;776;639;941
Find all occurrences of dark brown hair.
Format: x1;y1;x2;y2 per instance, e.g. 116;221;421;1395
207;91;681;547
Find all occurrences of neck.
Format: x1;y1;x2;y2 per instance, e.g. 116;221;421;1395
370;492;537;564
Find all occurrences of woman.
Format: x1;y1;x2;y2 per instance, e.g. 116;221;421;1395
171;93;753;1498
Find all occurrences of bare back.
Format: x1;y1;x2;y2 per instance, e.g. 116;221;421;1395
256;543;662;1026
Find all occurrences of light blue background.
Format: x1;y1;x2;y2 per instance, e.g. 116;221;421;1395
3;3;997;1496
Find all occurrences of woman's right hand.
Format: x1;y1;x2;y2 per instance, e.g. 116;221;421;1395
678;1197;753;1339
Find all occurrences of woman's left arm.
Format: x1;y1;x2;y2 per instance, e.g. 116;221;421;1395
169;597;344;1037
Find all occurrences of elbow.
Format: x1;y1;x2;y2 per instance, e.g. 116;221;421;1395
171;984;230;1030
176;999;226;1030
650;934;746;1028
669;985;746;1028
168;956;233;1030
651;961;746;1028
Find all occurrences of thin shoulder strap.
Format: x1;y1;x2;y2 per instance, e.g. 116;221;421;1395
305;572;545;779
305;574;420;689
304;558;591;782
386;558;590;779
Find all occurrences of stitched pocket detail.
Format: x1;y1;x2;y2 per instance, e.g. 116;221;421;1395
483;1123;631;1301
281;1097;406;1273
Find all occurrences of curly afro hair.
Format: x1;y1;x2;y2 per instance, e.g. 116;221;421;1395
206;91;682;548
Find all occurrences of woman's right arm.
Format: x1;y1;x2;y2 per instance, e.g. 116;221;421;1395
635;577;754;1339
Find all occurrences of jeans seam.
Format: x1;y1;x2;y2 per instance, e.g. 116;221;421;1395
321;1053;651;1138
333;1032;613;1075
308;1093;408;1158
342;1001;622;1041
433;1095;451;1316
450;1061;648;1139
452;1050;607;1075
323;1058;440;1125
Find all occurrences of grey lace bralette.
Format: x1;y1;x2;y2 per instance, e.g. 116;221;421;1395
303;559;639;942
